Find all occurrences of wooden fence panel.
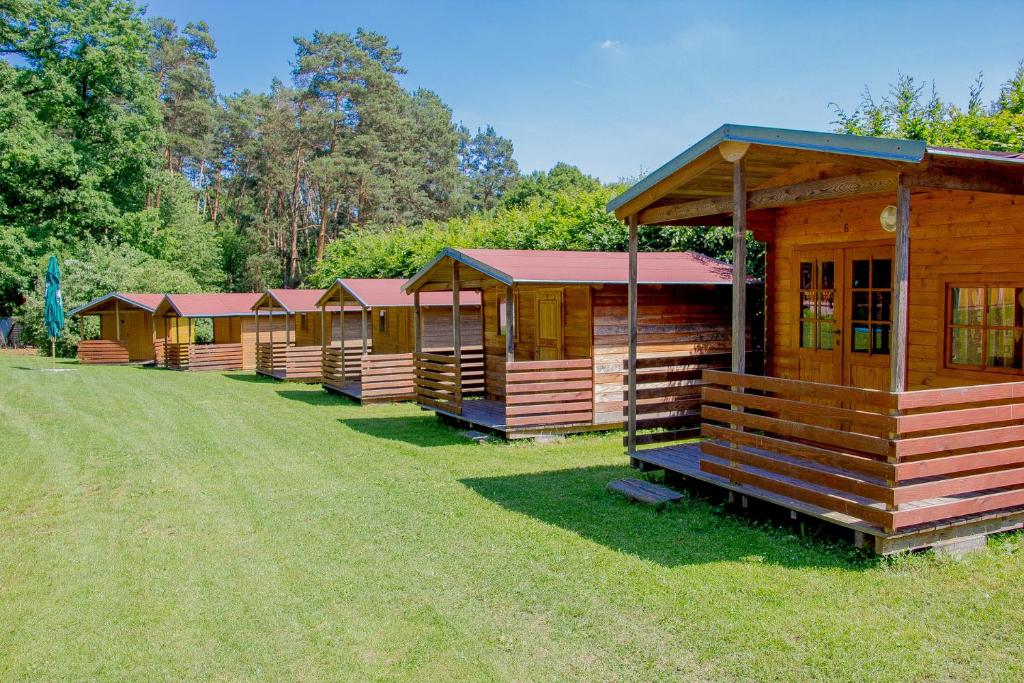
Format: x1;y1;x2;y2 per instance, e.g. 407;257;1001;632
188;343;243;371
77;340;129;365
505;358;593;428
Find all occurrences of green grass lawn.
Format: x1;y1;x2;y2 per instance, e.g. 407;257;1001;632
1;353;1022;681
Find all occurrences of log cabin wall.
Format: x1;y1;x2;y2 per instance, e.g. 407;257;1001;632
482;284;592;400
592;284;733;424
766;188;1024;390
98;310;157;362
374;306;482;355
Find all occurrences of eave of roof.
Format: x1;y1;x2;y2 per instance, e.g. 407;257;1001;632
606;123;928;215
69;292;162;316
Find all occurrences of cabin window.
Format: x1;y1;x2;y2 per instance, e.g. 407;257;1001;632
947;285;1024;371
848;257;892;355
378;310;387;334
799;259;837;350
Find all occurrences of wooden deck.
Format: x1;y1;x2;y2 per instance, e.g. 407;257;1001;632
632;441;1024;555
323;380;363;402
427;398;618;439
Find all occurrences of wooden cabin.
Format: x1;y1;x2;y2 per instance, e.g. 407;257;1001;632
403;248;745;438
154;293;272;371
316;278;482;403
610;123;1024;554
70;292;166;365
251;289;357;382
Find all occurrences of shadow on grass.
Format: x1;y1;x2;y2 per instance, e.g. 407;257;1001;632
277;389;342;407
223;373;276;383
342;414;469;448
461;465;869;570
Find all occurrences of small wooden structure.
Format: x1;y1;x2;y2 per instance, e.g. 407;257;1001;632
155;293;270;371
403;248;746;438
317;278;482;403
251;289;353;382
610;123;1024;554
70;292;166;365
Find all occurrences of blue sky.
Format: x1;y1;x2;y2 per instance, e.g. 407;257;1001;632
145;0;1024;182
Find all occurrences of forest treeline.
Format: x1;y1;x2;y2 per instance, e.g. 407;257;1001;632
3;0;1024;353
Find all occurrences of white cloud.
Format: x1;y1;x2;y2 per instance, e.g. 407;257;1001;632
600;39;620;50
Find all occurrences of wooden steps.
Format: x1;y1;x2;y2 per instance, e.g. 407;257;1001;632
607;478;683;507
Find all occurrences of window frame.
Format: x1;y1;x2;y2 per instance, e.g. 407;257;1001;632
944;280;1024;376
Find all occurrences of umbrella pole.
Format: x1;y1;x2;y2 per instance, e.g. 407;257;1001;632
51;337;55;369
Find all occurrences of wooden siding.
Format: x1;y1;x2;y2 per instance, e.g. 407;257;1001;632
374;305;481;355
593;284;733;424
97;310;158;362
767;189;1024;390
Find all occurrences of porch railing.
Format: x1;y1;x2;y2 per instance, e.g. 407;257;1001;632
165;342;189;370
256;342;322;379
505;358;594;428
77;339;130;365
360;353;416;401
321;341;369;386
623;352;761;448
187;343;243;371
700;370;1024;532
412;346;483;414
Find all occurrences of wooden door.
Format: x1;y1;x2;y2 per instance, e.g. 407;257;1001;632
534;289;563;360
795;250;844;384
842;246;893;390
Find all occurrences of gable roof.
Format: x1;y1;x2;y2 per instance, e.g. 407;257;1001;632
158;293;265;318
69;292;165;316
404;248;737;292
317;278;482;308
251;288;349;313
607;123;1024;221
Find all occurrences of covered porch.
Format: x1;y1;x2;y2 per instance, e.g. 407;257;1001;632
252;289;339;382
156;293;265;372
612;124;1024;553
70;292;165;365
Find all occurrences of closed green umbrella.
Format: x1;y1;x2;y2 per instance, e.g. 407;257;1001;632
43;255;64;368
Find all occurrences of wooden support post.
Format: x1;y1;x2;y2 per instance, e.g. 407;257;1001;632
163;314;168;367
891;175;910;393
319;304;326;350
115;300;121;341
360;307;368;355
269;307;275;374
413;291;422;354
452;261;462;364
626;214;639;457
339;291;347;380
505;284;515;362
732;157;747;374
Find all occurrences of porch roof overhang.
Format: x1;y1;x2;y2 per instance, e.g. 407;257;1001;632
251;288;344;314
316;278;481;309
403;247;743;293
70;292;164;316
607;123;1024;226
157;292;279;319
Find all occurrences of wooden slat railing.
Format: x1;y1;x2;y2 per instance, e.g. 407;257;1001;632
623;352;761;448
505;358;593;429
361;353;416;401
321;341;366;386
77;339;130;365
188;343;243;371
412;346;484;414
255;341;287;374
700;370;1024;532
165;342;190;370
256;342;321;379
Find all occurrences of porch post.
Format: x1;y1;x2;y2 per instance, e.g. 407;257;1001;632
360;307;368;355
505;284;515;362
320;303;326;350
413;291;422;353
339;291;347;380
731;156;747;374
452;261;462;363
163;315;168;367
891;175;911;393
115;300;121;341
626;213;639;457
269;306;275;374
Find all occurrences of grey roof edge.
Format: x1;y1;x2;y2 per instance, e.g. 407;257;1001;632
316;279;370;310
69;292;159;316
606;123;928;214
402;247;514;293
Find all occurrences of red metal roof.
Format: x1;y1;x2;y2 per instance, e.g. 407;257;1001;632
162;292;265;318
69;292;165;315
447;249;737;285
323;278;481;308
